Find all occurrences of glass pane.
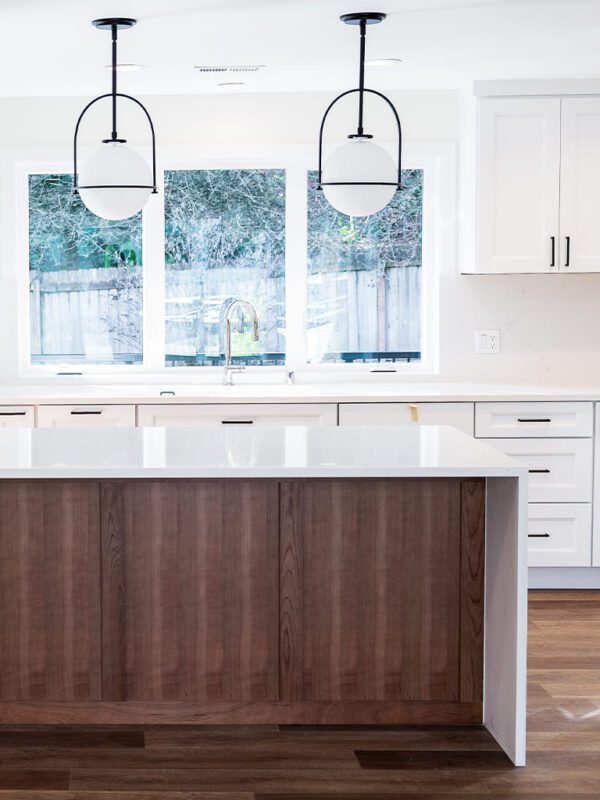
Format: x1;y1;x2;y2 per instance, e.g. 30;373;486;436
29;174;143;366
164;169;286;367
307;169;423;364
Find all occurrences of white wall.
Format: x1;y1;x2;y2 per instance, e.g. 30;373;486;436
1;89;599;386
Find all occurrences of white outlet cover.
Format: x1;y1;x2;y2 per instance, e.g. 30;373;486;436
475;329;500;354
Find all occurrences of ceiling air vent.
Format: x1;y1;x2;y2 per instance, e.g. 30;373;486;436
194;65;266;73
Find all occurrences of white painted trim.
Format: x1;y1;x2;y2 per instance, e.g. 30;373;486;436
474;79;600;98
529;567;600;589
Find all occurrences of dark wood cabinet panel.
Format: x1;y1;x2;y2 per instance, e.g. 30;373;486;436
280;479;484;705
0;476;484;725
101;480;280;702
0;481;101;701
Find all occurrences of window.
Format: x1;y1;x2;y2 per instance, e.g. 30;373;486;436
28;174;143;366
307;169;423;364
23;154;437;373
164;169;286;366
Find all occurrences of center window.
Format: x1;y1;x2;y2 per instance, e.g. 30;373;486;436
164;169;286;367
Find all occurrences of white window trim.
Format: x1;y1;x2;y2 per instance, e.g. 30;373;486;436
5;141;454;383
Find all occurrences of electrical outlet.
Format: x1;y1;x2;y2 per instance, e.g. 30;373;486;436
475;329;500;354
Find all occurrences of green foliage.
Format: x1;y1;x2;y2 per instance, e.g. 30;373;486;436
307;168;423;272
28;174;142;273
164;169;286;275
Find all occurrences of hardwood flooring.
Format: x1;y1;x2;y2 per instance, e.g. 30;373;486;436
0;589;597;799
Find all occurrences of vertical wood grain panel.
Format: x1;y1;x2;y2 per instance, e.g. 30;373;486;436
101;480;279;703
460;479;486;702
0;481;101;701
280;482;304;702
281;479;471;703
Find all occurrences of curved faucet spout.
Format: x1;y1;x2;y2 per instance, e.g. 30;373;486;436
220;298;260;385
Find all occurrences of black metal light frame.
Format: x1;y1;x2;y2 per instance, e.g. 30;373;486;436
317;12;402;192
73;18;158;196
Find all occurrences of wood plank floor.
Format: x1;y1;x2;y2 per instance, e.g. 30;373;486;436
0;589;597;799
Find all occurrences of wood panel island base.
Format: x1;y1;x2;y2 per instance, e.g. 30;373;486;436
0;425;528;765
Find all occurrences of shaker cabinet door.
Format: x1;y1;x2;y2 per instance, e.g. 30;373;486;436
477;97;561;273
559;97;600;272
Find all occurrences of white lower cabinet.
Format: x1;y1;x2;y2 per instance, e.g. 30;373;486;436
478;437;593;503
0;407;34;427
338;402;474;435
37;405;136;428
137;403;337;427
527;503;592;567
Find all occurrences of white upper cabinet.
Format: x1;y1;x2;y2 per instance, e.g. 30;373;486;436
477;97;561;274
476;95;600;274
559;97;600;272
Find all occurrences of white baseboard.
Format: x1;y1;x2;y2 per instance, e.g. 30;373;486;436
529;567;600;589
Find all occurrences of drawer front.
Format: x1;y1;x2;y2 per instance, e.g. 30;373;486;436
338;402;474;435
527;503;592;567
480;438;593;502
37;405;136;428
475;401;593;438
137;403;338;427
0;407;34;428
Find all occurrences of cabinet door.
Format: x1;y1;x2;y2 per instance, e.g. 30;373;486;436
559;97;600;272
477;97;560;273
101;480;279;702
479;438;593;503
37;405;136;428
280;479;484;704
338;402;474;435
137;403;337;427
0;481;101;701
528;503;592;568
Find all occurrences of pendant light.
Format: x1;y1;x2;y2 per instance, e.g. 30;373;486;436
317;12;402;217
73;18;157;220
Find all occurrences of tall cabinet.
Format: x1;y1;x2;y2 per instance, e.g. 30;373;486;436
475;94;600;274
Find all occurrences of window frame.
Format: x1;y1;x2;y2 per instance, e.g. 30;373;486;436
9;142;454;381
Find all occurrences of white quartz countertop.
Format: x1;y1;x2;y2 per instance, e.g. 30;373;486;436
0;382;598;404
0;425;527;479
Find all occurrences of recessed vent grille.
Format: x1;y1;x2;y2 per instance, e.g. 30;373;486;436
194;65;265;73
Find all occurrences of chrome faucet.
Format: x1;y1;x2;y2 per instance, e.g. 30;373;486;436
220;298;259;385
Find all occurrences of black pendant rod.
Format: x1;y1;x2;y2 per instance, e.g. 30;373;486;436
357;18;367;136
111;23;118;140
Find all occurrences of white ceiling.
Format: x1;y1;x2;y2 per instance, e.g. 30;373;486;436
2;0;600;97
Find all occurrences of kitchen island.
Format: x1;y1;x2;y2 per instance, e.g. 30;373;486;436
0;425;527;764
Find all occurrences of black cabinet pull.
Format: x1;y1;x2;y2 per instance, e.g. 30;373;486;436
528;533;550;538
517;418;551;423
160;390;176;396
529;468;551;474
0;411;26;416
221;420;254;425
565;236;570;267
550;236;556;267
70;410;102;415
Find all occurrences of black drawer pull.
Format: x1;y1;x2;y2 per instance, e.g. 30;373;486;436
0;412;26;416
221;420;254;425
528;533;550;538
517;418;551;423
529;468;551;474
70;410;102;415
160;390;176;396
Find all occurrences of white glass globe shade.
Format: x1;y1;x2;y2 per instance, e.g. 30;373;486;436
322;139;397;217
78;143;152;220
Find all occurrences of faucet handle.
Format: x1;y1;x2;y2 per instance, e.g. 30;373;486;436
286;369;295;386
